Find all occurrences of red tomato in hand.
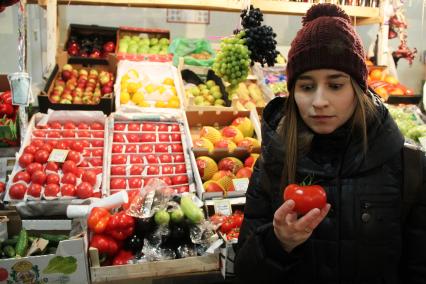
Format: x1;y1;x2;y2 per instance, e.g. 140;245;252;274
76;182;93;199
283;184;327;215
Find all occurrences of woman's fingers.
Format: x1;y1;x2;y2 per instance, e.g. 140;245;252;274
274;199;295;227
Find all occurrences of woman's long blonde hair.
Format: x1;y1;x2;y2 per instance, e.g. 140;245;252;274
279;79;378;184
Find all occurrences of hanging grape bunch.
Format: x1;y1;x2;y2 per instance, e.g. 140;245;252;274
212;33;251;86
240;5;279;67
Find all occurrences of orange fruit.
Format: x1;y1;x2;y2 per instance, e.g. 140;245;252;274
384;75;398;85
365;60;374;66
374;87;388;100
389;87;404;96
370;69;383;81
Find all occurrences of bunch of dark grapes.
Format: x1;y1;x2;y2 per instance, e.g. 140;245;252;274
240;5;263;29
240;5;278;66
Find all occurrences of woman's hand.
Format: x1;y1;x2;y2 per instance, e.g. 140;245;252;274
273;199;331;253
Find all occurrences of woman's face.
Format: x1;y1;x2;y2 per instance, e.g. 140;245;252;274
294;69;357;134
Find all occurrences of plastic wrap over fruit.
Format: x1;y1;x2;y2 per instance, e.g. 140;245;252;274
189;220;218;246
176;244;197;258
141;238;176;262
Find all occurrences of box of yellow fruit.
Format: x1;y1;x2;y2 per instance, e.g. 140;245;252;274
114;61;184;112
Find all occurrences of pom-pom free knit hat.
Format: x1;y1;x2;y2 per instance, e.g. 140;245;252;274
286;4;368;92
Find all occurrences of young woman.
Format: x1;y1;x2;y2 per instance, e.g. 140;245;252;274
235;4;426;283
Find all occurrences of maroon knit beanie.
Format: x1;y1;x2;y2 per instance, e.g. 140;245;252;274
286;4;368;92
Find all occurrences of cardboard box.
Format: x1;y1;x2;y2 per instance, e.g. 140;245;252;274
185;109;261;200
0;75;20;148
64;23;118;65
0;218;90;284
39;52;116;114
116;26;173;62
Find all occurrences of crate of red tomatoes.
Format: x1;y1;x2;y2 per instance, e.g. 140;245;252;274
106;110;196;197
5;111;108;208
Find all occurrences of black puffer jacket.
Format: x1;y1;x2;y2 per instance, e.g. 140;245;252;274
235;97;426;284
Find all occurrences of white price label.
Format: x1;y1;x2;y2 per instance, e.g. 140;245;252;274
419;137;426;149
232;178;250;192
48;149;69;163
213;199;232;216
8;72;32;106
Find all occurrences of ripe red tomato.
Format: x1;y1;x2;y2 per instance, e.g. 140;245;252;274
158;124;169;132
158;133;170;142
112;154;127;165
127;123;140;132
130;155;143;164
111;166;126;176
76;182;94;199
39;143;53;153
61;172;77;185
114;123;126;131
158;154;172;164
92;131;104;138
44;184;60;197
0;182;4;194
33;130;46;138
125;145;137;153
113;133;125;143
172;175;188;185
64;121;76;129
174;164;186;174
34;150;50;164
171;144;183;153
162;165;173;175
126;134;139;143
139;145;153;153
0;268;7;282
91;140;104;147
175;185;189;193
62;160;77;174
91;149;103;157
112;144;123;153
130;165;143;175
145;154;158;164
155;144;168;153
220;217;238;234
24;145;37;155
61;184;76;196
226;227;240;240
13;171;31;183
90;122;104;130
231;213;244;228
78;131;91;138
82;170;97;186
110;178;126;189
170;133;181;142
46;173;60;185
47;140;59;148
47;131;61;138
128;177;142;188
26;163;44;176
141;123;155;131
174;154;185;163
31;170;47;185
66;150;81;163
159;176;172;185
170;124;180;132
79;160;89;167
31;139;45;149
147;166;159;175
77;122;89;129
71;141;84;152
56;141;69;150
140;133;156;142
19;153;34;168
45;161;59;172
9;183;27;199
90;158;103;167
75;168;85;178
49;121;62;129
27;183;42;198
283;184;327;215
62;130;75;138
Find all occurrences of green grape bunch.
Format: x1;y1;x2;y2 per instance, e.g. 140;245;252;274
213;32;251;86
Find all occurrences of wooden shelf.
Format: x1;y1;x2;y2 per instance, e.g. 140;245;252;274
30;0;381;25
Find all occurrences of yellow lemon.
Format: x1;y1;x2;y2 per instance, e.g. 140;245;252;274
121;81;128;90
121;74;130;83
132;92;145;104
163;77;174;86
137;100;150;107
127;69;139;79
155;101;167;108
167;100;180;108
145;84;155;94
127;82;139;94
156;85;166;94
120;91;130;104
169;86;177;95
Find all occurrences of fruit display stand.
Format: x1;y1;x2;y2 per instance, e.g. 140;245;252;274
64;24;118;64
252;63;288;99
39;52;116;114
114;60;184;111
186;109;261;200
4;110;108;216
105;110;196;196
116;26;172;62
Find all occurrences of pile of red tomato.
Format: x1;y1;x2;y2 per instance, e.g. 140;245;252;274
210;210;244;241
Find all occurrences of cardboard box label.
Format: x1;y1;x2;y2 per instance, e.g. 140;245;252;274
213;199;232;216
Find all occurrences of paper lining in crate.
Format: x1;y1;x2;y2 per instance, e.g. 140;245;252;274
114;60;185;111
185;109;261;200
104;109;197;196
5;110;108;207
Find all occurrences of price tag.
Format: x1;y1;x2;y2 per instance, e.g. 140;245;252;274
0;158;7;182
419;137;426;149
48;149;69;163
8;72;32;106
232;178;250;192
213;199;232;216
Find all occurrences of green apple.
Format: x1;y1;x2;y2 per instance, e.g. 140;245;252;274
119;39;129;46
194;96;204;105
159;38;169;46
201;101;212;106
210;85;220;93
198;84;207;90
149;46;160;54
137;46;148;54
122;35;131;41
131;35;140;42
201;89;210;98
190;86;200;96
141;38;150;46
214;99;225;105
128;45;138;54
206;80;216;89
154;210;170;225
150;38;159;46
118;45;128;53
206;95;215;103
